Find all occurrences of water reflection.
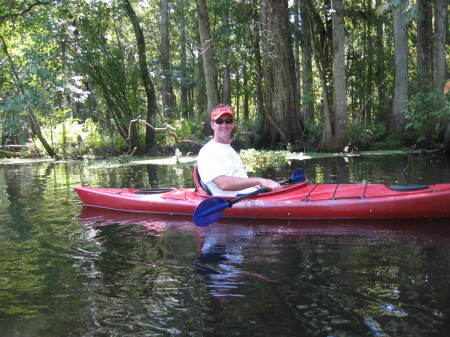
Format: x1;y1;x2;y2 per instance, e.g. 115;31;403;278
77;208;210;336
1;154;450;337
77;207;450;336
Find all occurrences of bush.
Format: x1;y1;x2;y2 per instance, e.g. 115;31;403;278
36;118;127;159
347;123;387;150
405;91;450;147
240;148;290;172
154;118;204;154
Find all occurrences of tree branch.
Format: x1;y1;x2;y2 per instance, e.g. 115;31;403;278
127;117;202;147
0;1;56;25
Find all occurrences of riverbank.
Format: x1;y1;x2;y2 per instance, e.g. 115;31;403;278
0;148;444;167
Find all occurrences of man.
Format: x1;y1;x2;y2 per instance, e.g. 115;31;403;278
197;105;282;197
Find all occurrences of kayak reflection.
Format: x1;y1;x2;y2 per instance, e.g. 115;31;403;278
78;206;450;300
78;205;450;242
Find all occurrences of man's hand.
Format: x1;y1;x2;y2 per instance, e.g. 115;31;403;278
257;178;282;191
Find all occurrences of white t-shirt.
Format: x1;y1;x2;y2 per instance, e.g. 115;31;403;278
197;140;257;197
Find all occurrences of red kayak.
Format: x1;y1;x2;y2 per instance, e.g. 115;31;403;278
74;178;450;220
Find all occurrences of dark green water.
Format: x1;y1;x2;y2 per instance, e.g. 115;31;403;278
1;153;450;337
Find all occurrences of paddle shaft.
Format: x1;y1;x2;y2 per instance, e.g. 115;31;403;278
226;172;300;207
228;187;269;207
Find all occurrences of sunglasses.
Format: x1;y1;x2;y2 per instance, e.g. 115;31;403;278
213;119;234;125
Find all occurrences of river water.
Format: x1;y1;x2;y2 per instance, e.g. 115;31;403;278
0;153;449;337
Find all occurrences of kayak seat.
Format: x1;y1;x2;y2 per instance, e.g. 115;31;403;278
193;165;212;195
388;184;429;191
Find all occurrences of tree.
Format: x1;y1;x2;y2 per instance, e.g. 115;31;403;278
0;9;58;158
123;0;158;154
375;0;389;124
391;0;408;131
221;1;232;105
177;0;190;118
249;0;265;126
330;0;347;150
195;0;218;115
298;0;314;122
293;0;301;109
306;0;337;151
259;0;302;147
432;0;446;93
416;0;432;91
432;0;449;153
160;0;177;118
1;0;448;157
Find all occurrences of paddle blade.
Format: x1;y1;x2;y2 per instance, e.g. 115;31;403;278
193;197;230;227
281;168;305;185
291;168;305;183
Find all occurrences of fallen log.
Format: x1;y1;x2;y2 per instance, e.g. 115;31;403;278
0;144;29;149
0;149;22;158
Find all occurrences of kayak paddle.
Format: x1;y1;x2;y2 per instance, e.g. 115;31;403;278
192;168;304;227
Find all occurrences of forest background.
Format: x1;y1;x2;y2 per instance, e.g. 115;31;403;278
0;0;448;160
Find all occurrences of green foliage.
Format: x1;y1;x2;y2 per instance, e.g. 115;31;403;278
154;117;204;153
0;0;447;157
240;148;290;173
0;97;28;137
35;118;127;159
375;132;406;150
232;117;259;147
302;119;322;151
347;123;387;150
405;91;450;146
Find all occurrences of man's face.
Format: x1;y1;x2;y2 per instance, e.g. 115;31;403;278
211;113;236;143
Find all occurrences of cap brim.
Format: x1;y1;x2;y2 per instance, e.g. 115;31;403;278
214;112;233;120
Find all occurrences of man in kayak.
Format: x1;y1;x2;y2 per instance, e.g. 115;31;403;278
197;105;282;197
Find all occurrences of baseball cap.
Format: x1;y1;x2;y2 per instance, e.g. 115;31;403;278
210;105;235;120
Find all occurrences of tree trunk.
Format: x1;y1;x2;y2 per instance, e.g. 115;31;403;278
364;0;374;123
307;0;334;151
433;0;448;153
196;55;207;115
375;0;388;124
299;0;314;122
391;1;408;131
249;2;265;129
29;112;59;159
293;0;301;108
235;68;240;117
331;0;347;150
160;0;177;118
222;4;231;105
416;0;432;91
195;0;219;115
242;63;250;121
259;0;302;146
432;0;446;92
123;0;157;154
222;50;231;105
179;0;189;118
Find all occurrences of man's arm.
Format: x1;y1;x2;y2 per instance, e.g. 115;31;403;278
213;176;282;192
